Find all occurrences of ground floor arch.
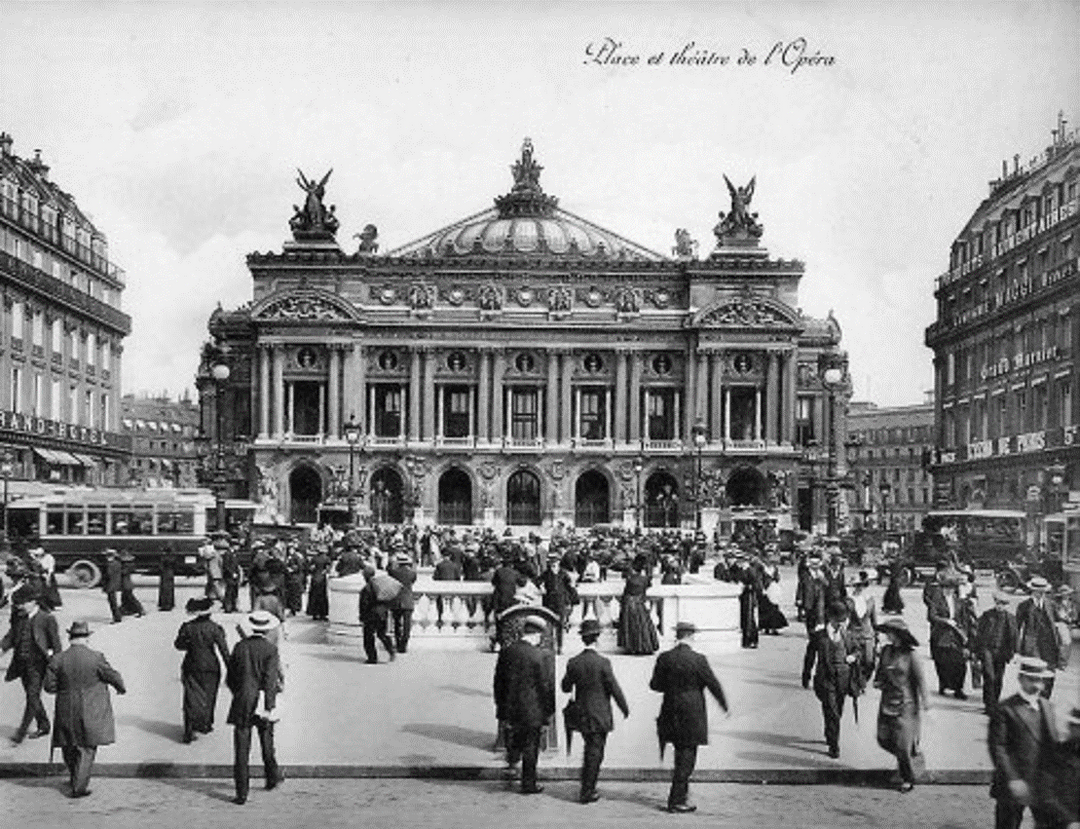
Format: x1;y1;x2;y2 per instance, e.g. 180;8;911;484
438;467;473;525
726;465;768;507
289;465;322;524
644;471;679;528
574;469;610;527
370;466;405;525
507;468;541;525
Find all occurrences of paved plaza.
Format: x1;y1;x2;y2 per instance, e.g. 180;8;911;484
4;569;1074;785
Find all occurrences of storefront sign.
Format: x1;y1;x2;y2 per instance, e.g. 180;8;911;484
968;439;994;459
981;346;1061;380
1017;431;1047;453
0;409;123;449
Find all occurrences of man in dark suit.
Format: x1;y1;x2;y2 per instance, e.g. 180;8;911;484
976;591;1018;712
101;549;123;623
226;610;282;805
814;601;860;759
1016;578;1061;698
432;551;463;626
989;656;1057;829
1;584;62;744
493;615;554;794
799;556;828;688
387;553;417;654
649;621;728;813
561;618;628;803
541;555;578;654
44;620;126;797
358;566;396;664
1035;704;1080;829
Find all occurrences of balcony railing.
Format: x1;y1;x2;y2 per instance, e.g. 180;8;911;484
504;436;545;450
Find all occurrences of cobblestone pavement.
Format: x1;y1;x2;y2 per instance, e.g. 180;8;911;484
0;778;991;829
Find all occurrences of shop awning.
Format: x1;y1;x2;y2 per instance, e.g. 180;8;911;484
32;448;82;466
69;453;99;467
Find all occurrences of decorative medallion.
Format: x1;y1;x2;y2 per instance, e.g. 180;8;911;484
513;286;535;307
514;352;536;373
647;287;672;310
582;287;604;308
373;285;398;305
478;283;502;311
613;286;639;315
408;283;436;311
377;350;400;371
547;285;573;313
732;352;753;374
651;354;673;376
583;353;604;374
446;351;468;372
295;346;320;370
445;286;466;306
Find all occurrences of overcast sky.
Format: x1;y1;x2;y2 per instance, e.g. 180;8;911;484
1;2;1076;406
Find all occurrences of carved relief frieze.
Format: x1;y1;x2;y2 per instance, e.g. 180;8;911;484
371;284;399;305
258;294;351;322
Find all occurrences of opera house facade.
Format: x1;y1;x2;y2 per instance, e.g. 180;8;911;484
198;141;849;535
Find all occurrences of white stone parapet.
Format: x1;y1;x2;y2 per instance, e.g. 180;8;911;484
328;573;742;652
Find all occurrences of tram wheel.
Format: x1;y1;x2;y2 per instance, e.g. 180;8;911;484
67;560;101;589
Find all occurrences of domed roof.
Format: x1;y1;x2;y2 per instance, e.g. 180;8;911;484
387;139;665;262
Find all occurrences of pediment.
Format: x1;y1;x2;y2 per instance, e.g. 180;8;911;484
691;296;801;329
251;289;359;323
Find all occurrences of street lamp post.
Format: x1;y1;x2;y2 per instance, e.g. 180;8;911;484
692;418;707;530
821;366;845;537
0;450;13;553
210;359;231;534
633;455;644;532
879;481;892;532
343;414;363;528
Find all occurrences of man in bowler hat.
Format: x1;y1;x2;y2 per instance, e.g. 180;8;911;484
44;620;126;797
649;621;728;813
493;614;554;794
2;584;62;744
560;618;629;803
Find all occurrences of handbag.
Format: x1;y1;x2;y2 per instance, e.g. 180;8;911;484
562;698;582;754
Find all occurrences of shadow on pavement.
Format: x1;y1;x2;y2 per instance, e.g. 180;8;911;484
155;775;236;804
117;715;185;743
724;729;832;759
402;723;497;751
437;684;490;698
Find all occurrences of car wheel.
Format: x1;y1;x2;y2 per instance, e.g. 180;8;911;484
67;560;101;589
997;571;1020;592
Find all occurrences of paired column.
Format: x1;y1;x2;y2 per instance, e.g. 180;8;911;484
683;347;696;441
422;348;436;441
272;346;285;438
766;351;779;444
559;350;573;444
707;352;721;442
628;351;642;444
614;350;628;444
694;351;708;426
477;348;491;442
349;343;366;433
782;349;796;444
492;350;505;441
258;344;270;438
545;351;559;443
327;347;341;438
409;347;421;441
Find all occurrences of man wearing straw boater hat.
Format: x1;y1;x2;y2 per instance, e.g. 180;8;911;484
44;620;126;798
1035;704;1080;828
560;618;629;804
1015;576;1062;698
226;609;282;805
988;656;1057;829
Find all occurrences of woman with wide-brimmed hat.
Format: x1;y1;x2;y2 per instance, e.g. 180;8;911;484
873;617;928;792
174;597;230;743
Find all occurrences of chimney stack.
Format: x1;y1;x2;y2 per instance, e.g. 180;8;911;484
29;149;49;181
0;132;12;157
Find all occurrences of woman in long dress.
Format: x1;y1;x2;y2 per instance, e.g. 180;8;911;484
174;597;230;743
758;560;789;635
306;548;331;621
158;548;177;611
873;618;928;792
617;557;659;655
847;572;878;675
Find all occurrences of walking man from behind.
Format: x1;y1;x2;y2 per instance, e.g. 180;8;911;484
226;610;282;805
493;614;555;795
44;620;126;798
1;584;62;744
561;618;629;804
102;549;123;623
649;621;729;813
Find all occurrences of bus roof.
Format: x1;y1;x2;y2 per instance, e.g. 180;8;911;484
925;509;1027;519
11;487;217;507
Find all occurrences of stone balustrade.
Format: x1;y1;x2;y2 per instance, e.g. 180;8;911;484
328;574;742;652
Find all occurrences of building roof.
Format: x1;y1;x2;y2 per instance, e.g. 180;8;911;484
386;139;666;263
0;133;100;238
